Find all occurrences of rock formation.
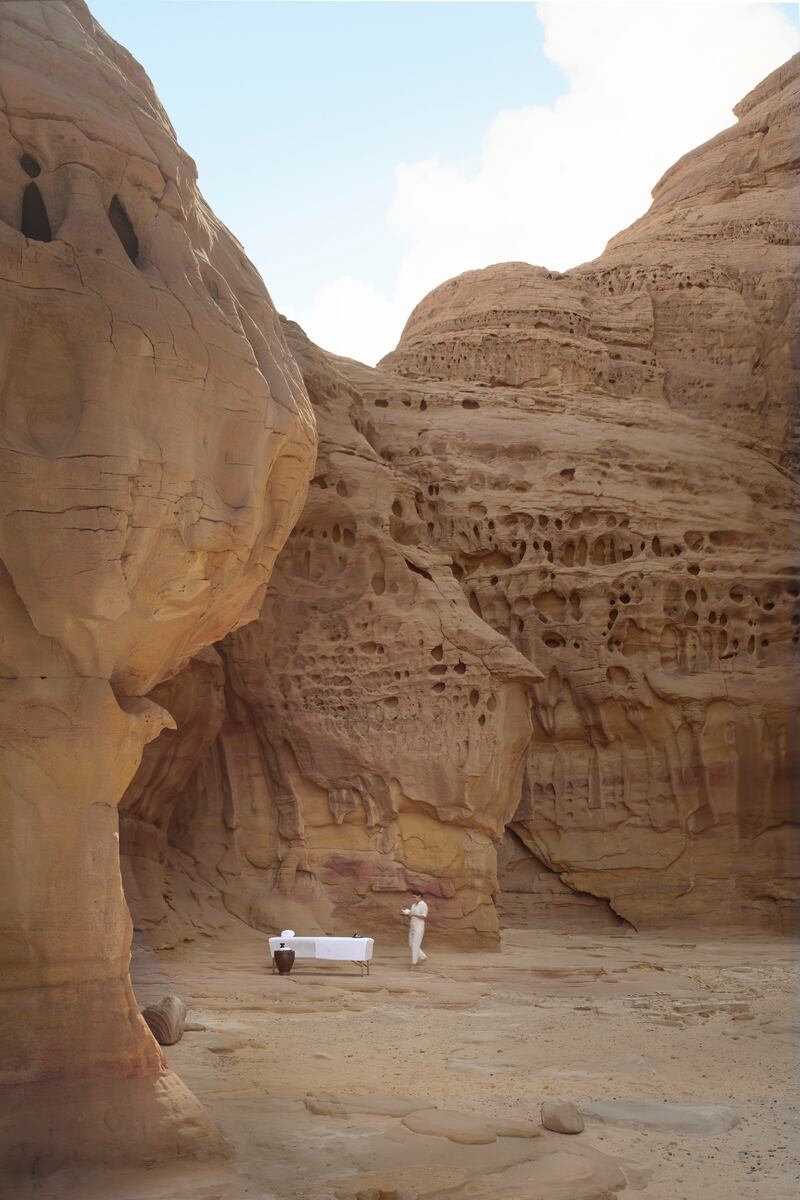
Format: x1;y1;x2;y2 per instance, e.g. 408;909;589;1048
121;323;540;948
379;54;799;930
141;994;187;1046
120;320;543;948
0;0;315;1174
122;53;798;945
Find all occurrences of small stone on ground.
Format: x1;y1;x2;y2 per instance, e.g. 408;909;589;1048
541;1100;585;1134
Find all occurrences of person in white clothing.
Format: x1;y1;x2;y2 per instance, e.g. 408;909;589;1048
402;889;428;966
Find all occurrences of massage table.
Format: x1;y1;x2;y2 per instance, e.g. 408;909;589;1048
268;935;374;975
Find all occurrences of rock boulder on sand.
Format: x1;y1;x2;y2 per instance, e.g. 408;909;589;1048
141;995;188;1046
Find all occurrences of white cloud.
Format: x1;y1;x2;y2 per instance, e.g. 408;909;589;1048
296;276;398;365
295;2;798;366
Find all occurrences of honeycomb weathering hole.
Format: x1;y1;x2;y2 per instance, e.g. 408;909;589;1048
21;182;52;242
109;194;139;264
20;153;41;178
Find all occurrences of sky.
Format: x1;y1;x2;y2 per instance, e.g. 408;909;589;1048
90;1;799;365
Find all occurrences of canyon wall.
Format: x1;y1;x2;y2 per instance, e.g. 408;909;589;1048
123;54;799;944
0;0;315;1173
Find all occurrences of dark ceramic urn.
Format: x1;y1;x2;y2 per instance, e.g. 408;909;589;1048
274;947;295;975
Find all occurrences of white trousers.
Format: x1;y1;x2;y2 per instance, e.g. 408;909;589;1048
409;916;427;965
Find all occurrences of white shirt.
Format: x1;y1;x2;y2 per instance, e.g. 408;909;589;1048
405;900;428;919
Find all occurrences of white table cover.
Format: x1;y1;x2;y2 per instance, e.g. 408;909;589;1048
269;936;374;962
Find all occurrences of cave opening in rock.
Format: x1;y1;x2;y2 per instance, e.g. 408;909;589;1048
498;826;627;931
21;181;52;242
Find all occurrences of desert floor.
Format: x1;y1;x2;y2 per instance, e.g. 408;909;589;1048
25;922;799;1200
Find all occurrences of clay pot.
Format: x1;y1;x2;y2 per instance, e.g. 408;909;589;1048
273;948;295;975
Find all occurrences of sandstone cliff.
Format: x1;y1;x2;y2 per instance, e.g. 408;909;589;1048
122;55;798;946
0;0;315;1173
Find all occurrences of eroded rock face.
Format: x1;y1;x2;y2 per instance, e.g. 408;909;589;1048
122;331;540;947
497;829;622;931
330;334;795;930
375;53;799;930
125;56;798;943
0;0;314;1173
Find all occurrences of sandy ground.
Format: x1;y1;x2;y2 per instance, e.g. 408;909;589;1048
23;924;799;1200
